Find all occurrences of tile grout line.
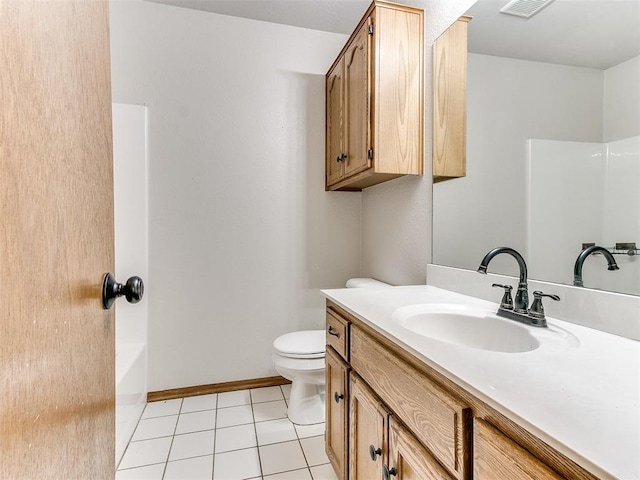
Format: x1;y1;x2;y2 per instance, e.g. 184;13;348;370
284;384;315;480
120;388;327;479
249;388;266;479
161;397;184;479
211;395;218;480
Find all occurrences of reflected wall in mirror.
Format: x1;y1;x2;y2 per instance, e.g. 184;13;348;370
433;0;640;296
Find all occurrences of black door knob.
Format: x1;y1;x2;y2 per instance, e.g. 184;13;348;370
102;272;144;310
383;465;397;479
369;444;382;461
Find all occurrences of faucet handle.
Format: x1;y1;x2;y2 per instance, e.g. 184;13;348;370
529;291;560;321
492;283;514;310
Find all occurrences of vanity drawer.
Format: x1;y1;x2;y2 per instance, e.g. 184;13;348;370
350;325;471;480
474;418;563;479
326;309;349;361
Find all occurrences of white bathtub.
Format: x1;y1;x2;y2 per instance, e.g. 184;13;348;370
116;343;147;464
113;104;149;466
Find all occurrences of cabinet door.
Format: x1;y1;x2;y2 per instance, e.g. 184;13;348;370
350;373;389;480
387;417;453;480
326;58;344;187
474;418;563;480
343;19;372;179
326;347;349;480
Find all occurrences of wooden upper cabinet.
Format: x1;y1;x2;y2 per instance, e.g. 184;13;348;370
327;58;345;187
344;22;372;180
325;1;424;191
433;16;471;182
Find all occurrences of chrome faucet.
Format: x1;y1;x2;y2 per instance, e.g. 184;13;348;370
478;247;529;313
478;247;559;327
573;245;619;287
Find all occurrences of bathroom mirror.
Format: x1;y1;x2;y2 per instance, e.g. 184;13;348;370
433;0;640;296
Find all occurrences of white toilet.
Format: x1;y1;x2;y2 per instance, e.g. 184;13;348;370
272;278;391;425
273;330;326;425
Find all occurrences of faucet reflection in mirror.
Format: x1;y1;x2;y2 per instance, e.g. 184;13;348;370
432;0;640;298
573;245;620;287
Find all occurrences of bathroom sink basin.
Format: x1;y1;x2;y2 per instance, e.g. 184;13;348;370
392;304;540;353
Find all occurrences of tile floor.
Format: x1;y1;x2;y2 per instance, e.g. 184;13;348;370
116;385;338;480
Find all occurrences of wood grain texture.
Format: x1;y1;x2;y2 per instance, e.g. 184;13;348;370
327;301;601;480
349;373;389;480
147;376;290;402
474;418;564;480
351;325;470;480
0;0;115;477
433;16;470;181
374;4;424;176
389;416;454;480
325;1;423;191
326;347;350;480
344;21;372;179
326;309;350;361
326;59;344;188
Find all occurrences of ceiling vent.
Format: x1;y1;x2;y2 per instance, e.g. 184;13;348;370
500;0;556;18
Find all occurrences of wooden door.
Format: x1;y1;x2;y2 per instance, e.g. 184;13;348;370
1;1;115;478
388;417;453;480
326;58;344;187
325;347;349;480
343;19;372;179
349;373;388;480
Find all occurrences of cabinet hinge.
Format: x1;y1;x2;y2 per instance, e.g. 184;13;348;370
368;149;374;160
368;24;374;35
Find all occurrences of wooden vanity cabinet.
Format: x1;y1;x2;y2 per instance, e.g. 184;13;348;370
325;1;424;191
388;416;454;480
324;301;598;480
473;418;563;480
349;374;389;480
326;347;349;480
351;324;470;480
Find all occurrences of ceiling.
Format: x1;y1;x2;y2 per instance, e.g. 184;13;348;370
466;0;640;69
145;0;640;69
145;0;375;34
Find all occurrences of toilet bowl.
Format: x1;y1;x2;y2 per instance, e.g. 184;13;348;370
273;330;326;425
272;278;392;425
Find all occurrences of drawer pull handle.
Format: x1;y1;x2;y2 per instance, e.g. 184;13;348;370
334;392;344;403
327;326;340;338
369;445;382;461
383;465;397;479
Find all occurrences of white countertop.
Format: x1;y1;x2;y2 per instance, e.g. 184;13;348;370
322;285;640;480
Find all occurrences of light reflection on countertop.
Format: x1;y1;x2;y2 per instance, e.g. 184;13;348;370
322;285;640;480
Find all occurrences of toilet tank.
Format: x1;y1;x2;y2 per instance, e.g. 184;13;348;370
345;278;392;288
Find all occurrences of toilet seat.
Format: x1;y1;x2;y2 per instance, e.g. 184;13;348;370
273;330;325;359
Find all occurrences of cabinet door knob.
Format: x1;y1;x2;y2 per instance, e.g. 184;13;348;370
369;445;382;461
334;391;344;403
336;155;342;163
327;326;340;338
383;465;397;479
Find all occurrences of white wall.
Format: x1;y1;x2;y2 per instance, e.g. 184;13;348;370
433;54;604;277
109;1;360;391
527;139;605;288
604;56;640;142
